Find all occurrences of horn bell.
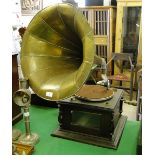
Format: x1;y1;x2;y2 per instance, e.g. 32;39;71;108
21;3;95;101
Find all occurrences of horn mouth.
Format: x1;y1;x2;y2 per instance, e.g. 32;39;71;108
21;3;95;101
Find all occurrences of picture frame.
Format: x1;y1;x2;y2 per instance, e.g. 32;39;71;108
21;0;43;16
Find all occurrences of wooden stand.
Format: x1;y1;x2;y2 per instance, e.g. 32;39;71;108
52;89;127;149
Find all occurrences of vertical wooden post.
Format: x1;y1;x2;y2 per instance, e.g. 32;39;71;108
115;4;124;53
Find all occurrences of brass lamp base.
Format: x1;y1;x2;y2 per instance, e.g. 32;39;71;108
18;133;39;145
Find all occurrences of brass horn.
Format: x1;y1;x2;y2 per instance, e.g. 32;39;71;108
21;3;101;101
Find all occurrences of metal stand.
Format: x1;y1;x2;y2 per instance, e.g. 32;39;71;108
13;79;39;145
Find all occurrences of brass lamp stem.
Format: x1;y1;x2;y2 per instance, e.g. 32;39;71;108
23;107;31;136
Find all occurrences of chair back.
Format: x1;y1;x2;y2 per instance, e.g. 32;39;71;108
112;53;133;61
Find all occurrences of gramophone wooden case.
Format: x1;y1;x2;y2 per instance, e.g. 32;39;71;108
53;89;127;149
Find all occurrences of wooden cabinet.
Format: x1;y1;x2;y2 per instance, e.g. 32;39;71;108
114;0;142;89
115;0;142;65
80;6;116;75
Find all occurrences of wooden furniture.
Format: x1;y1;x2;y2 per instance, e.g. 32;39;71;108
12;54;22;125
52;89;127;149
134;64;142;89
115;0;142;65
107;53;134;101
80;6;116;75
136;68;142;121
136;68;142;155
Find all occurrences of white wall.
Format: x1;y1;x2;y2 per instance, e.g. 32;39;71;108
13;0;85;27
12;0;63;27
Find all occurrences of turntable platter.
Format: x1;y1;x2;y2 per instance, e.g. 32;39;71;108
75;85;114;101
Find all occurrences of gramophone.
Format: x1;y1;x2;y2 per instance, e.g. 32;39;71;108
15;3;127;149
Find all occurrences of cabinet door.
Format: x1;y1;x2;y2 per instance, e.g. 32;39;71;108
122;6;141;65
81;8;109;57
93;9;109;36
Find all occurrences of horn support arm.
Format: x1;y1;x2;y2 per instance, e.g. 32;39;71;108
94;55;110;89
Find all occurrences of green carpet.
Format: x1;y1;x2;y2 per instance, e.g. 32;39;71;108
13;105;140;155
